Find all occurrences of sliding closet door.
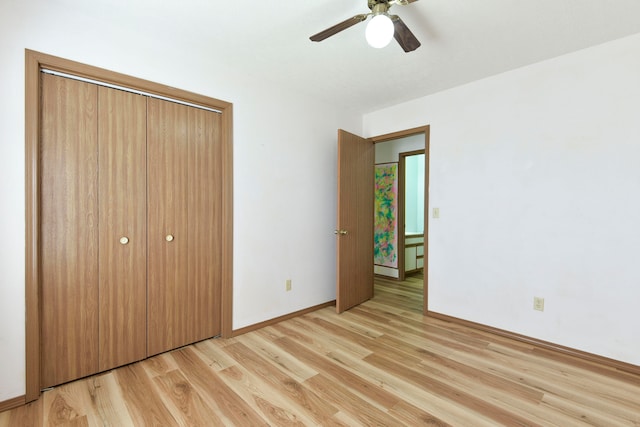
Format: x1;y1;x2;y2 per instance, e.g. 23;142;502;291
147;98;222;356
40;74;99;388
97;86;147;370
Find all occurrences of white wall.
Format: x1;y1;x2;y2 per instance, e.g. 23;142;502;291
364;33;640;365
0;1;360;401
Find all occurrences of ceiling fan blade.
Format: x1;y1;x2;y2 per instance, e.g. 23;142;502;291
390;0;419;4
392;16;421;52
310;14;368;42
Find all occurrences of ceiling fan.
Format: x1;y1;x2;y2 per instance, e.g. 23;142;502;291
310;0;421;52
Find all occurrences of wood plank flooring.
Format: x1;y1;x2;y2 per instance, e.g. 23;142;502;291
2;272;639;426
374;272;424;313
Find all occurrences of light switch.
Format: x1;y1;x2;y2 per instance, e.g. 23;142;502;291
432;207;440;219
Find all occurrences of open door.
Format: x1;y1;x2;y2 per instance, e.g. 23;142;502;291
336;129;375;313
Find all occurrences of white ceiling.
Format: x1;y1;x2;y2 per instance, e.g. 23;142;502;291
63;0;640;113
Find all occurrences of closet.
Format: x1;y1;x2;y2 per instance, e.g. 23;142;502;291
40;73;222;388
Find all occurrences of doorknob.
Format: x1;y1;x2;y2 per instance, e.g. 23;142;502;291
334;230;348;235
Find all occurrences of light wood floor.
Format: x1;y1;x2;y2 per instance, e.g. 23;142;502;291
2;273;639;426
374;271;424;314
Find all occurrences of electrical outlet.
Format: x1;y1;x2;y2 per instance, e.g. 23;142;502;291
286;279;292;292
533;297;544;312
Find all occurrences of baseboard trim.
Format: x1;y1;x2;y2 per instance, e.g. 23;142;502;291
0;395;25;413
428;311;640;377
232;301;336;337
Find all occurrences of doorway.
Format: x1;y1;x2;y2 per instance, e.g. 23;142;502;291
335;126;429;314
373;133;428;312
399;150;426;281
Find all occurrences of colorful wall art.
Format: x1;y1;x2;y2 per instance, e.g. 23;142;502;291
374;162;398;268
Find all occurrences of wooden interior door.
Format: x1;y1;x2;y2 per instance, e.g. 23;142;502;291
40;74;99;388
97;86;147;370
336;129;375;313
147;99;222;356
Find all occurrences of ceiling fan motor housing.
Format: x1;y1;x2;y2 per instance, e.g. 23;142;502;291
369;1;391;14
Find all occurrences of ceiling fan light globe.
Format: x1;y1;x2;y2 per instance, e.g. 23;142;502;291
365;14;394;48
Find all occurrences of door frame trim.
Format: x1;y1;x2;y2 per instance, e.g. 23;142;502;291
371;126;430;314
24;49;234;402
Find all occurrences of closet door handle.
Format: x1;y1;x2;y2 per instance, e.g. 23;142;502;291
119;236;129;245
165;234;174;242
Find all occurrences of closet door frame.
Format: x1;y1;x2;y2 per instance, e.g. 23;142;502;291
24;49;234;402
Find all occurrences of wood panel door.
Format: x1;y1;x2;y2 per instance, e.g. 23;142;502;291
147;99;222;356
97;86;147;370
186;106;223;341
336;129;375;313
40;74;99;388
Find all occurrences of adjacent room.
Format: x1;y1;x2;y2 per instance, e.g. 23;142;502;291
1;0;640;424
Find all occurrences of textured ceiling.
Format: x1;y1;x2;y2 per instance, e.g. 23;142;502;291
56;0;640;113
